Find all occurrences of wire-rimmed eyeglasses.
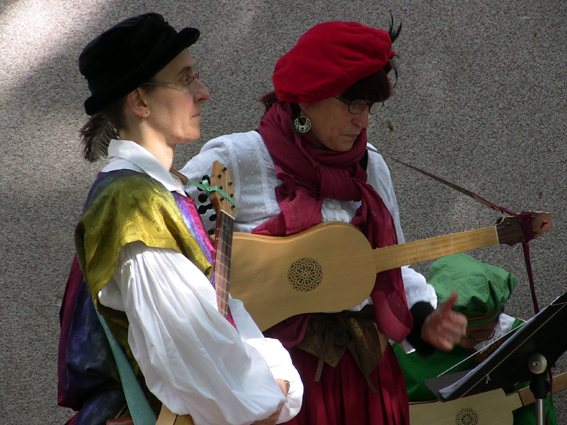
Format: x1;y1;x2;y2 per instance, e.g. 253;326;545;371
335;97;381;115
142;71;200;92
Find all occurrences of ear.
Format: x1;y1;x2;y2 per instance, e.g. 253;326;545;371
125;87;151;119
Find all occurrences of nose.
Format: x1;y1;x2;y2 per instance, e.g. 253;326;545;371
193;79;210;103
352;110;369;129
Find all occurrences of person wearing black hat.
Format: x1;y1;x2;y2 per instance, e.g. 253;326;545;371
58;13;302;425
181;20;467;425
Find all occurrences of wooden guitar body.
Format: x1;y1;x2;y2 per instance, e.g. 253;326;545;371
409;388;520;425
230;222;376;331
409;371;566;425
230;213;551;331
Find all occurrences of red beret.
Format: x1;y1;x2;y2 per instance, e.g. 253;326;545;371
273;22;395;103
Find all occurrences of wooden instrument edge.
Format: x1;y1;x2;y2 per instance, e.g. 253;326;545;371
409;371;567;425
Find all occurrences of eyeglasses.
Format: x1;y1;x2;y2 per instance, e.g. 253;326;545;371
142;71;200;92
335;97;381;115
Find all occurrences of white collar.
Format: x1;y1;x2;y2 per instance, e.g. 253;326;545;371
472;313;517;352
102;139;185;195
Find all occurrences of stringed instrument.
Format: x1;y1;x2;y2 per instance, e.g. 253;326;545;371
208;161;236;318
409;371;567;425
229;212;551;331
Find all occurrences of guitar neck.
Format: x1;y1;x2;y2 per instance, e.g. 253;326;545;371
518;371;567;406
374;225;499;273
213;211;234;318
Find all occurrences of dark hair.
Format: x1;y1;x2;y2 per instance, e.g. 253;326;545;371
79;84;158;162
79;99;124;162
343;16;401;103
260;17;401;116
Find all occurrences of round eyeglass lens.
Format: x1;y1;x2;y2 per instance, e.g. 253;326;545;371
369;102;381;115
349;100;367;114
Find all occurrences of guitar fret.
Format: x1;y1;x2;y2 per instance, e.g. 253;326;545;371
216;286;230;296
215;251;232;261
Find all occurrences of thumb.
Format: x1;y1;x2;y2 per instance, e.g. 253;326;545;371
440;290;459;313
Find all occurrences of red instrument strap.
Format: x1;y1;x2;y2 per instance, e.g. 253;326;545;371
372;149;541;314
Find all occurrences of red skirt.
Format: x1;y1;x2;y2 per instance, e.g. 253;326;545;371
285;344;409;425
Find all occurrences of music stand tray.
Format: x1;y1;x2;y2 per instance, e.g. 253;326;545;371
426;291;567;402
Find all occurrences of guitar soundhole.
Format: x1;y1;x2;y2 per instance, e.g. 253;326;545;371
287;258;323;292
456;408;478;425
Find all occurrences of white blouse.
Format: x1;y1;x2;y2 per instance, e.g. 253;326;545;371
181;130;438;350
97;139;303;425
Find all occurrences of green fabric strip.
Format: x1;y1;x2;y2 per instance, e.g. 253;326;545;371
96;307;157;425
187;178;237;208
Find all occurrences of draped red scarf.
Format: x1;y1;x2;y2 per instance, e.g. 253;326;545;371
253;102;413;344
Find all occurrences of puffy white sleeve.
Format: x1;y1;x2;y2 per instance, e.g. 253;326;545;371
99;241;302;425
180;131;284;234
229;297;303;423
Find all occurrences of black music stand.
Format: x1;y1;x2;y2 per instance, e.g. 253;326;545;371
425;291;567;425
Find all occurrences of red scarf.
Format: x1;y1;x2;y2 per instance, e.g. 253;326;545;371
254;102;412;344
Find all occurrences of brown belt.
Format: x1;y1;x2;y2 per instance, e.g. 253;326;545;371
295;305;389;394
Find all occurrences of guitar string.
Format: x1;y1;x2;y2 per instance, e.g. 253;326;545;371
438;322;526;377
214;211;234;317
442;301;567;399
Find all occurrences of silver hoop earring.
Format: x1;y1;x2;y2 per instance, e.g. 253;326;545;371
293;115;312;135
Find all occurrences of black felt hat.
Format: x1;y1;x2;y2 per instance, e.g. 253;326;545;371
79;13;200;115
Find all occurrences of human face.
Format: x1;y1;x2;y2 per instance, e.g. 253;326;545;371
144;49;210;146
300;96;370;152
458;320;498;351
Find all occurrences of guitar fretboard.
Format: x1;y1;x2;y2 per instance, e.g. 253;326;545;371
374;226;499;272
214;211;234;318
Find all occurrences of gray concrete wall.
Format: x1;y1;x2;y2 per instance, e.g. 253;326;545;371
1;0;565;423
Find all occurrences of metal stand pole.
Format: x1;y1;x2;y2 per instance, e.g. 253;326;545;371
528;353;550;425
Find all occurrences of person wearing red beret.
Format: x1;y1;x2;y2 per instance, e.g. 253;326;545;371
182;20;467;425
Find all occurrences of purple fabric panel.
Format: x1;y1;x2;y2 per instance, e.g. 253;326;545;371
172;192;215;267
